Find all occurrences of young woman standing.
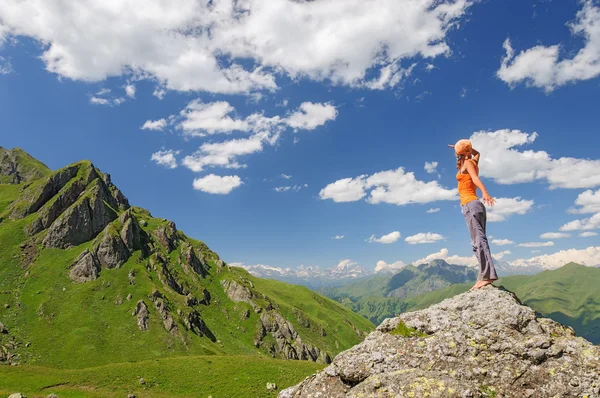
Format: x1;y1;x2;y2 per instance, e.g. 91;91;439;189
450;139;498;289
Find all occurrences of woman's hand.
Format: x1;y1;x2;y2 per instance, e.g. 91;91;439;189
482;192;495;207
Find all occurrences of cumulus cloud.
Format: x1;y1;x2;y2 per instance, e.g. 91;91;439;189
333;235;345;240
274;184;307;193
0;0;473;95
470;129;600;189
424;161;438;174
367;231;401;244
151;150;180;169
281;174;292;180
320;168;457;205
492;238;514;246
486;197;534;222
413;248;478;267
580;232;598;237
169;100;336;173
540;232;571;239
405;232;444;245
192;174;242;194
427;208;441;213
375;260;406;273
518;241;555;248
497;1;600;91
512;246;600;269
560;212;600;231
286;103;338;131
141;119;167;131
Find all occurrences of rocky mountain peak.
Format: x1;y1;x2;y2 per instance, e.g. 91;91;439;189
0;147;51;184
280;286;600;397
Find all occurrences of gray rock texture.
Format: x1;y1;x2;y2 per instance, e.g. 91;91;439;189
280;287;600;398
69;249;100;283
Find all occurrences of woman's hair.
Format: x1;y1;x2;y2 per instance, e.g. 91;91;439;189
456;154;465;170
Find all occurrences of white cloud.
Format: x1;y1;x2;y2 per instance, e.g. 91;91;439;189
367;231;401;244
413;248;478;267
151;150;180;169
560;212;600;231
486;197;535;222
425;63;436;72
497;1;600;91
152;100;335;173
512;246;600;269
568;189;600;214
281;174;292;180
320;168;457;205
405;232;444;245
286;103;338;131
333;235;345;240
470;129;600;189
540;232;571;239
125;84;136;98
518;241;555;248
0;0;473;95
375;260;406;273
424;161;438;174
427;208;440;213
274;184;307;193
494;250;511;260
141;119;167;131
89;96;110;106
192;174;242;195
492;238;514;246
0;56;12;74
460;87;467;98
580;232;598;237
153;87;166;100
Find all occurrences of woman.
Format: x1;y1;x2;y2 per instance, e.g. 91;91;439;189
450;139;498;289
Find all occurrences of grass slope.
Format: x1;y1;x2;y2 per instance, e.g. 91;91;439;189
0;355;323;398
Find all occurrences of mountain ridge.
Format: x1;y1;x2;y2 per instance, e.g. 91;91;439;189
0;149;374;370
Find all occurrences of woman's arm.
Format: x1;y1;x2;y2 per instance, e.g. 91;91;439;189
471;148;480;163
465;160;495;206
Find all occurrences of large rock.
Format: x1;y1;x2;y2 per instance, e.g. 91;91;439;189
152;221;178;252
281;287;600;398
132;300;150;331
42;179;118;249
94;224;130;268
69;249;100;283
221;279;261;313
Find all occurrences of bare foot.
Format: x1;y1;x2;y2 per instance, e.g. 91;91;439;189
470;280;496;290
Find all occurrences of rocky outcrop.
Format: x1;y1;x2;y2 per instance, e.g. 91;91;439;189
254;310;332;364
132;300;150;331
281;287;600;398
69;249;100;283
151;253;185;295
152;221;178;252
180;243;208;278
149;291;177;334
183;310;216;341
119;209;144;251
94;224;130;268
221;279;262;313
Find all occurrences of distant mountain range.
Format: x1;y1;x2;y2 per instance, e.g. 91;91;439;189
337;263;600;345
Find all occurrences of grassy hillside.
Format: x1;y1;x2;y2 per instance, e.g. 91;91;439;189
0;147;51;184
0;355;322;398
0;153;374;398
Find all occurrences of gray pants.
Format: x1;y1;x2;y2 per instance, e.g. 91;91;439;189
461;200;498;281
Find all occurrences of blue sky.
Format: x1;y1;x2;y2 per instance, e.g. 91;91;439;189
1;0;599;272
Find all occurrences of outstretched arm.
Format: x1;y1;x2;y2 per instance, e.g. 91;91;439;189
471;148;480;163
465;160;495;206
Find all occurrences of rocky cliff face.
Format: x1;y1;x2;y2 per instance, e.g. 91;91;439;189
280;287;600;398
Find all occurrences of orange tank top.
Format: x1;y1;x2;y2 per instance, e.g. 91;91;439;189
457;159;479;205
